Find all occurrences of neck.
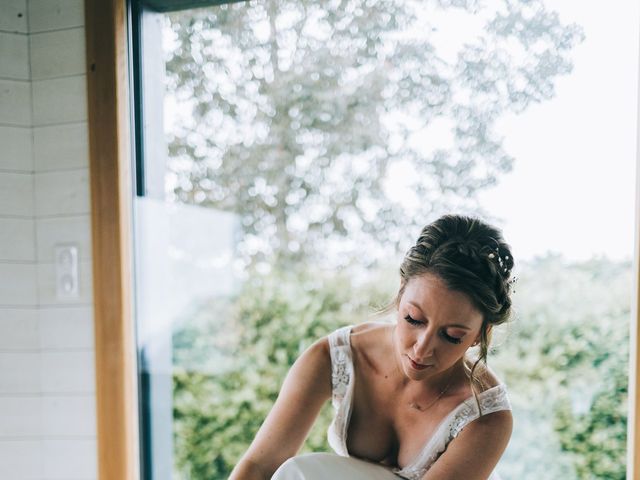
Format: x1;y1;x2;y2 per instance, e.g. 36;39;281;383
423;358;465;395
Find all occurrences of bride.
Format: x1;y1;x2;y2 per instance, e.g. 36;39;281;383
230;214;515;480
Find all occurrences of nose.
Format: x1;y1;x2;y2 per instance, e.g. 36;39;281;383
413;327;436;361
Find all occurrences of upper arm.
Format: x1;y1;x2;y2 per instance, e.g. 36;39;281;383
234;337;333;478
421;410;513;480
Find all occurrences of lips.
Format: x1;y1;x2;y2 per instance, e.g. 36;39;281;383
407;355;431;371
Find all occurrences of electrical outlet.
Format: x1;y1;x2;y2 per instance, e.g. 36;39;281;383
55;244;79;299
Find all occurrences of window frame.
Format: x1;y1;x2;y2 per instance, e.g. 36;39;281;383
629;87;640;477
139;0;241;12
85;0;140;479
86;0;640;478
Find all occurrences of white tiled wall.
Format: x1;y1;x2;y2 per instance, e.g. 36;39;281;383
33;123;89;171
0;218;36;261
32;76;88;126
0;32;29;80
0;126;32;171
28;0;84;33
0;79;32;125
0;1;97;478
0;309;38;350
0;172;34;216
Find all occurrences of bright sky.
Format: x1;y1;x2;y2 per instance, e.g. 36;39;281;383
477;0;639;262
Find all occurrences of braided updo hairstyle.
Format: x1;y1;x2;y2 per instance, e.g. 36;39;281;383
396;214;515;394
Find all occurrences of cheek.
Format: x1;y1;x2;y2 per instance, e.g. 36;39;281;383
439;338;471;358
395;321;412;346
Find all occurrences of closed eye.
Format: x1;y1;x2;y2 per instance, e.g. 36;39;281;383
404;315;464;345
404;314;422;326
440;331;463;345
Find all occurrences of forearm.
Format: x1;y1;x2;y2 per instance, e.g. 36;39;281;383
231;339;332;479
229;457;271;480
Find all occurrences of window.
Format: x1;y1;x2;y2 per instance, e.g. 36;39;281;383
129;1;638;478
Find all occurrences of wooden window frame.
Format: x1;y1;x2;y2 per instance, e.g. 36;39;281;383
629;53;640;478
85;0;140;479
85;0;640;478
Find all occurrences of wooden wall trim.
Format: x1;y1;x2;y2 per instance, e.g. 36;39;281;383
85;1;140;479
629;24;640;478
632;134;640;478
630;144;640;479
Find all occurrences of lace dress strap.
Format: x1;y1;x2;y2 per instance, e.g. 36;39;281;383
327;325;355;457
394;384;511;480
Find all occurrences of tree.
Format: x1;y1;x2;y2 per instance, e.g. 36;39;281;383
164;0;584;267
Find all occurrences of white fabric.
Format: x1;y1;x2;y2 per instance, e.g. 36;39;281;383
272;453;399;480
327;325;356;456
326;325;511;480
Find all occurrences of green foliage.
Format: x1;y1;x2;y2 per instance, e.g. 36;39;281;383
164;0;583;266
172;269;393;479
493;255;630;480
172;255;631;480
552;320;628;480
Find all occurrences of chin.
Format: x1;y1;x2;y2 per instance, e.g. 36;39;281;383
404;369;427;381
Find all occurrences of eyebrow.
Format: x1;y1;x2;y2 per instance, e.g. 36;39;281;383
445;324;472;331
407;301;473;330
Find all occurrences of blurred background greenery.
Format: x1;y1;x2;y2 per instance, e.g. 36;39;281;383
172;255;630;479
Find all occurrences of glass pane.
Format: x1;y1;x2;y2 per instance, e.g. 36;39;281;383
132;1;638;479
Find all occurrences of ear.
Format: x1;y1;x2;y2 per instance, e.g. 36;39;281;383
473;323;492;346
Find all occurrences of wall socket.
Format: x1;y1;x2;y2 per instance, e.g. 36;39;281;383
55;244;79;299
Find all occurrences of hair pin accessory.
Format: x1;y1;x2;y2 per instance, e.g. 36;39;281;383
487;249;510;274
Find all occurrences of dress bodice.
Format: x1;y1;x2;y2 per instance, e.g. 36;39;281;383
326;325;511;480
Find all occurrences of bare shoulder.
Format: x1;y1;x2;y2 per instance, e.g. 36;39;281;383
350;320;393;346
461;364;512;446
292;335;332;395
472;362;504;391
349;321;395;373
474;407;512;430
305;334;331;360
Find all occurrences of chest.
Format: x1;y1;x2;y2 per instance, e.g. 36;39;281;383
345;361;464;468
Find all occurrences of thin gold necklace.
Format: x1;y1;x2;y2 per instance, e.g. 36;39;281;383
408;376;453;412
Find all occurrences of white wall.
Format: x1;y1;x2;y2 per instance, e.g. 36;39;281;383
0;1;97;478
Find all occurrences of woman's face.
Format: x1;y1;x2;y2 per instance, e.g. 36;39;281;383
395;272;484;382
